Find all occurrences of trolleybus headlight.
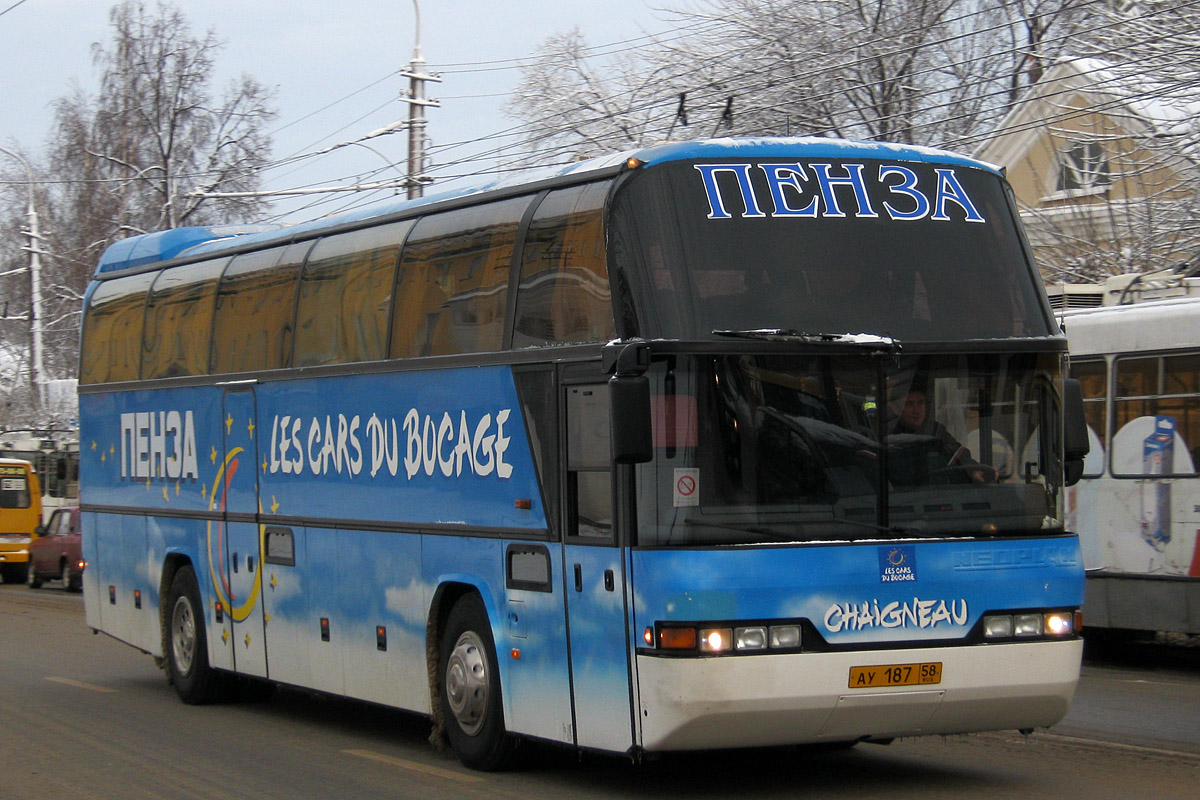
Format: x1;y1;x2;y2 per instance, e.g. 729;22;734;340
699;627;733;653
1014;613;1043;637
734;626;767;651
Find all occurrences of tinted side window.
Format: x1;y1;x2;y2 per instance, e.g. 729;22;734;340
390;197;530;358
294;221;412;367
513;182;614;347
80;272;156;384
211;243;311;374
141;259;225;379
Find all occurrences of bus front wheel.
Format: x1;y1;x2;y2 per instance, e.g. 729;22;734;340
2;563;29;585
439;594;515;770
166;566;231;704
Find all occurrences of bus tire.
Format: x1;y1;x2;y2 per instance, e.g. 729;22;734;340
3;563;29;585
166;566;230;704
439;593;515;771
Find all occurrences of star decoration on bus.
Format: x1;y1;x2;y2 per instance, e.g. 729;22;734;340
247;419;255;438
225;414;233;435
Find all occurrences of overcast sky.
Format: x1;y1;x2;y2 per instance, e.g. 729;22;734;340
0;0;674;222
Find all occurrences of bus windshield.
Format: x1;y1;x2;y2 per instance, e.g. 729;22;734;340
609;158;1053;342
635;352;1065;546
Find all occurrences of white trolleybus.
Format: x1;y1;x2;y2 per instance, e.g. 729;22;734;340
1058;271;1200;636
79;138;1088;769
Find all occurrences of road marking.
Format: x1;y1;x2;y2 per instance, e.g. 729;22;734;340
342;749;486;783
1027;733;1200;762
45;676;117;693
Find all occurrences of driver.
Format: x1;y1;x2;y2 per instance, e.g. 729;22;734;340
892;385;990;483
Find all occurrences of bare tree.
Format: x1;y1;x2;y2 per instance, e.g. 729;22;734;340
504;0;1092;159
0;0;278;423
49;1;276;248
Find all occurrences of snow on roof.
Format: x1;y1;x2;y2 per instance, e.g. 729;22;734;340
1057;57;1200;138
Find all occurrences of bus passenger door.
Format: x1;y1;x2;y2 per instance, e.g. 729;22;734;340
220;387;268;678
562;382;635;753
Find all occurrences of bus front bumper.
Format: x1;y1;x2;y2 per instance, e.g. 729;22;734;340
635;639;1082;751
0;539;31;563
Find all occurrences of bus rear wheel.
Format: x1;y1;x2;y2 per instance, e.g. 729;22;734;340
166;565;231;704
439;594;515;771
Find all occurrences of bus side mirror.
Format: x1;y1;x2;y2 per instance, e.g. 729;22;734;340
610;375;653;464
1063;378;1089;487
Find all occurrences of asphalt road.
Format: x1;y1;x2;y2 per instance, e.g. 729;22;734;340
1;583;1198;800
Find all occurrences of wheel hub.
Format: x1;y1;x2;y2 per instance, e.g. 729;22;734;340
445;631;488;736
171;596;196;677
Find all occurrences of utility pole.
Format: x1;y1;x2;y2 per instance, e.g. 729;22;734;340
1;146;46;413
402;0;440;199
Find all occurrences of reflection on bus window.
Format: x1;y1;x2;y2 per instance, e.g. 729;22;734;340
295;221;411;367
391;198;529;358
514;182;613;347
80;272;156;384
211;243;311;373
142;259;224;379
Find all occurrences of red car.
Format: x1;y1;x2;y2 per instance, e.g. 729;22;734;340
28;506;82;592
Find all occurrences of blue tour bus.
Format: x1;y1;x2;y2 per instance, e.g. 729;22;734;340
78;138;1088;769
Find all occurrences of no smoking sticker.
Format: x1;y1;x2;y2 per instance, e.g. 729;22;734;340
673;468;700;507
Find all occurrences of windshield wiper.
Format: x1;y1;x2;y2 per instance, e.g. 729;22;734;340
713;329;901;351
682;518;798;542
834;516;922;537
684;516;917;541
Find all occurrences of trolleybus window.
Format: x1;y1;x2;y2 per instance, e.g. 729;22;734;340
1113;353;1200;475
1068;359;1108;477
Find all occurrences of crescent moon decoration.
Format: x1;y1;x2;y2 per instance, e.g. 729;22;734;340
205;447;264;622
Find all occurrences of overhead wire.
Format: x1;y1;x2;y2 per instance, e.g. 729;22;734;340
423;0;1198;178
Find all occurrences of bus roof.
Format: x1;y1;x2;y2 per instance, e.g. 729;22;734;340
93;137;1002;277
1063;295;1200;355
0;457;34;468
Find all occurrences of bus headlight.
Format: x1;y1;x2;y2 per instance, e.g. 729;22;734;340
1044;611;1075;635
652;621;803;654
734;626;767;651
699;628;732;653
982;609;1078;640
